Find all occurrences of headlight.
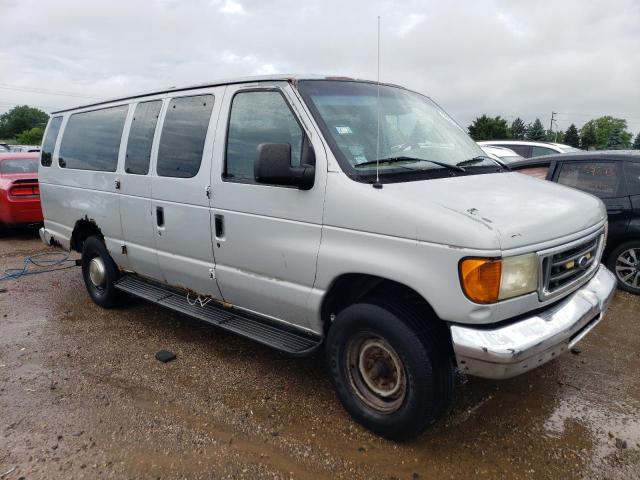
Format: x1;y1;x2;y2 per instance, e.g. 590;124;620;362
460;253;538;304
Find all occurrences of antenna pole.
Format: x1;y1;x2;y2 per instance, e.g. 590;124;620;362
374;16;382;188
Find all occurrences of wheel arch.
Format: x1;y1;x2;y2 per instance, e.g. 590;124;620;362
320;273;450;341
70;217;104;253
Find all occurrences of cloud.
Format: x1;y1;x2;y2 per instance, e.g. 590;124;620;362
0;0;638;135
219;0;245;15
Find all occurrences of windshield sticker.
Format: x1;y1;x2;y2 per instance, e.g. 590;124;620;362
348;145;367;164
335;125;353;135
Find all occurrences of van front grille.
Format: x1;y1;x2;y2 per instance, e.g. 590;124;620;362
539;231;603;300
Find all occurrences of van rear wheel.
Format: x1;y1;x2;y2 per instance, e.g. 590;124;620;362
81;236;123;308
326;301;454;440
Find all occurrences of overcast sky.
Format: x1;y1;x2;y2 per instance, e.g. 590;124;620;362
1;0;639;135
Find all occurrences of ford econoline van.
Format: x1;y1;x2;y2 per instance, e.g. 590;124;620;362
38;75;616;439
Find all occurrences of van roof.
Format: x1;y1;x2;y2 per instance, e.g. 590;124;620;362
51;74;405;115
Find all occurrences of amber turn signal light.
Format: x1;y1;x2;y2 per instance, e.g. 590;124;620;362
459;258;502;304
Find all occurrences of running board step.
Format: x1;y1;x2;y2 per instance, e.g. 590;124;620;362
115;274;322;355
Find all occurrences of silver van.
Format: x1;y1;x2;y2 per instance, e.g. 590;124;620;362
38;75;616;439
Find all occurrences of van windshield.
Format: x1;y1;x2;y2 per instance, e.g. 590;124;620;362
297;80;496;183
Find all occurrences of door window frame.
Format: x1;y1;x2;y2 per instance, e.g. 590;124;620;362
222;86;309;186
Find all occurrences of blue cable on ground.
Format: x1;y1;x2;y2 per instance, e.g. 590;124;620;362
0;252;78;282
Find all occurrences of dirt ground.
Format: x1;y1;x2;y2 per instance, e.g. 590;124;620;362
1;231;639;480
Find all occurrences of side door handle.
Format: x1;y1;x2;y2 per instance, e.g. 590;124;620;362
214;214;224;240
156;206;165;228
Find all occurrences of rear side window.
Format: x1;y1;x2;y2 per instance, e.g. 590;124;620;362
157;95;214;178
531;146;556;157
225;90;303;183
0;158;39;174
503;144;531;157
59;105;128;171
40;116;63;166
557;161;623;198
125;100;162;175
624;161;640;196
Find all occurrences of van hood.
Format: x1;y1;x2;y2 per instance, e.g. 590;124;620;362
324;171;606;251
424;172;606;250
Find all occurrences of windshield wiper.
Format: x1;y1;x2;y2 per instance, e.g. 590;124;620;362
456;155;502;168
355;156;466;172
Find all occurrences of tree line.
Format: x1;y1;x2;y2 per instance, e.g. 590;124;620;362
468;115;640;150
0;105;49;145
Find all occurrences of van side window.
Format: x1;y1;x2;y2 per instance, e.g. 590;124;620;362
225;90;303;183
58;105;128;171
157;95;214;178
125;100;162;175
557;161;622;198
40;116;63;166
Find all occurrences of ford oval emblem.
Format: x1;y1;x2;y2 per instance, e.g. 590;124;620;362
577;255;590;270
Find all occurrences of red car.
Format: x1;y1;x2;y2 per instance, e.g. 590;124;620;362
0;152;43;230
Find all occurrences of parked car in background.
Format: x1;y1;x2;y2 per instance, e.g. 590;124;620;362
9;145;41;153
478;140;581;158
0;152;43;231
479;144;524;165
511;151;640;294
0;143;10;152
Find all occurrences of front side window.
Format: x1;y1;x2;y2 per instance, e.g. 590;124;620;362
157;95;214;178
125;100;162;175
59;106;128;171
297;80;494;183
225;90;303;184
40;116;62;166
557;161;622;198
0;158;39;174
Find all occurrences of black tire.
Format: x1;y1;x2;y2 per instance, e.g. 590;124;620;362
81;235;123;308
326;301;454;440
606;241;640;294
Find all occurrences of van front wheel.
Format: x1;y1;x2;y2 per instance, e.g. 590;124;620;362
81;236;122;308
326;302;454;440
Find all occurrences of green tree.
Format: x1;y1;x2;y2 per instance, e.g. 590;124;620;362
634;133;640;150
526;118;546;141
0;106;49;140
580;116;632;150
580;122;598;150
467;115;509;141
545;129;564;143
510;117;526;140
564;124;580;148
607;124;624;149
15;127;45;145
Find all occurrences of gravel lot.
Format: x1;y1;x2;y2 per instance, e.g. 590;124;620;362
1;231;639;479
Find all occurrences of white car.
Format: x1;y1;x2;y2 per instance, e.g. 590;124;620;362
479;144;524;165
38;75;615;440
478;140;580;158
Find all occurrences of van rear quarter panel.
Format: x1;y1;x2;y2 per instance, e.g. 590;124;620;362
38;110;129;268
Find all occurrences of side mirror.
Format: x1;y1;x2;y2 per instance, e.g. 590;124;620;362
254;143;315;190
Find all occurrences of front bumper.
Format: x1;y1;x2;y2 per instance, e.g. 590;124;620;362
451;265;616;379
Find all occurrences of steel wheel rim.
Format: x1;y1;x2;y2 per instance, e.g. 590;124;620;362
88;256;106;289
346;334;406;414
615;247;640;289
